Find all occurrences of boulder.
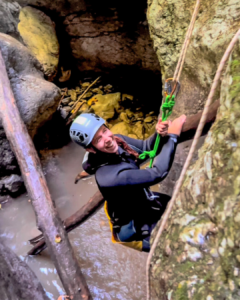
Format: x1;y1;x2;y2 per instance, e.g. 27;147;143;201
18;6;59;81
91;93;121;120
0;33;60;183
132;121;144;139
0;174;24;194
0;33;61;137
111;122;130;136
0;1;21;41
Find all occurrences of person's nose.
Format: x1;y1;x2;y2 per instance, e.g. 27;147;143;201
105;134;112;145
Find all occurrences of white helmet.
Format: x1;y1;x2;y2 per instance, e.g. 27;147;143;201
70;113;105;148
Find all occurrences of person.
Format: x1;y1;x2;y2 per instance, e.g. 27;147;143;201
70;113;186;252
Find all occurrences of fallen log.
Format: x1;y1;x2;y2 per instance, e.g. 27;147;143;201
28;99;220;255
28;190;104;255
0;49;92;300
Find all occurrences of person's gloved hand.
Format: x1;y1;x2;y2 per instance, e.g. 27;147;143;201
168;115;186;136
156;120;172;136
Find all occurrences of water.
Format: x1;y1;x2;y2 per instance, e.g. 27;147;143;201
0;142;147;300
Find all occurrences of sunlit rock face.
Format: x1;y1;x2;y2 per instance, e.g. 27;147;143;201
150;41;240;299
18;6;59;81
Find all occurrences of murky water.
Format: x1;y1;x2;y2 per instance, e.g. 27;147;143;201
0;142;147;300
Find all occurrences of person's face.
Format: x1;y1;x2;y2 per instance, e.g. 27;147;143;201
89;125;118;154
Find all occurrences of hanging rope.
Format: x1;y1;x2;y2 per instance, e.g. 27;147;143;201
146;23;240;300
145;0;201;298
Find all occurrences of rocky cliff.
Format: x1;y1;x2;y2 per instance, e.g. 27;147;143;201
148;0;240;298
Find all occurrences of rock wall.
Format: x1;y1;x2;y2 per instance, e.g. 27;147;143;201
148;0;240;117
15;0;161;78
149;26;240;300
147;0;240;216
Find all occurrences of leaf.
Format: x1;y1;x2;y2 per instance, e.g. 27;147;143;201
55;235;62;243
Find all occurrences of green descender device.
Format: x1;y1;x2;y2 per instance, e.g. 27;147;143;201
139;79;180;168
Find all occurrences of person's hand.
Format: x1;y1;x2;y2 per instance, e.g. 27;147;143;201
156;120;172;136
168;115;186;136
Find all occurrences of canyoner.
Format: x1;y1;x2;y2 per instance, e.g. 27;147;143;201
70;112;186;252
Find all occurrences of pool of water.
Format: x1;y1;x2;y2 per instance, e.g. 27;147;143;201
0;142;147;300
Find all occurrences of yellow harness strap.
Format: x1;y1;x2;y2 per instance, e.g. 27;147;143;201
104;201;143;251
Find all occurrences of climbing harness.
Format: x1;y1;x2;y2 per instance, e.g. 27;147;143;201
139;79;180;167
146;1;240;298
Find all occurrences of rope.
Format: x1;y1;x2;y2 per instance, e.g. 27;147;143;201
146;27;240;300
146;0;201;298
139;95;175;167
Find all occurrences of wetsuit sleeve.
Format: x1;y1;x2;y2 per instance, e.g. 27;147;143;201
96;134;178;188
115;133;158;153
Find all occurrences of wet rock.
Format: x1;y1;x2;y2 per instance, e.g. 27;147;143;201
61;97;71;105
111;122;130;136
92;88;103;95
81;82;90;89
18;6;59;81
132;121;144;139
82;92;93;99
126;109;134;119
122;94;134;101
104;84;113;91
68;89;77;101
0;174;24;194
0;0;21;41
91;93;121;120
78;103;89;113
0;33;61;138
144;116;154;123
120;112;130;124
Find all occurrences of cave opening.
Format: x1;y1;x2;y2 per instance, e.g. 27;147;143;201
31;0;163;150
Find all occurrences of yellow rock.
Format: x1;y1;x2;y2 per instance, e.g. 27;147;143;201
91;93;121;120
111;122;130;136
18;6;59;81
122;94;134;101
128;134;138;139
132;121;144;139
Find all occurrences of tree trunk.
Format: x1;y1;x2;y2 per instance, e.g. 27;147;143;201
28;99;220;256
0;49;92;300
0;240;48;300
28;190;104;255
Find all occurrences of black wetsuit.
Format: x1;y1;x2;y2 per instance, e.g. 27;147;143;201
83;132;179;252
